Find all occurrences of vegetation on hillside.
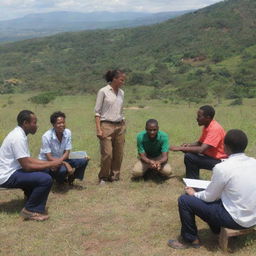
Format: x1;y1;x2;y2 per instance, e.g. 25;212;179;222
0;0;255;104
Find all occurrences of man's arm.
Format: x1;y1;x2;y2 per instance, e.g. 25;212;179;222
194;166;225;202
45;150;70;161
170;142;211;154
18;157;62;171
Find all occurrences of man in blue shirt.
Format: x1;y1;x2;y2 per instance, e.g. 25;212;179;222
39;111;88;186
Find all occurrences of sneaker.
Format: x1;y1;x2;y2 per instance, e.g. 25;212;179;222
99;179;106;185
20;208;49;221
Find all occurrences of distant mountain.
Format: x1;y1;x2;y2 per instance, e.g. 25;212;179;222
0;0;255;101
0;10;192;42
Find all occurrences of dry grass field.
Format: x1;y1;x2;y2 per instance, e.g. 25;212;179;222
1;93;256;255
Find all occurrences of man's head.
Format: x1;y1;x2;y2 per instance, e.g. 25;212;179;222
224;129;248;155
17;110;37;135
145;119;159;139
50;111;66;134
197;105;215;126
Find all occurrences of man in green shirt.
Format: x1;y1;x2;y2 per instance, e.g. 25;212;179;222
131;119;172;178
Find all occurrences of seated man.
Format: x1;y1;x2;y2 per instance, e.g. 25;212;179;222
38;111;88;186
168;129;256;249
0;110;62;221
170;105;227;179
131;119;172;178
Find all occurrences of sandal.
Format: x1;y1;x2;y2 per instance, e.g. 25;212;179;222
20;208;49;221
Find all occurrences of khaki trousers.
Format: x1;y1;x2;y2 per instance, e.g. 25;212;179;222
132;156;172;178
98;122;126;181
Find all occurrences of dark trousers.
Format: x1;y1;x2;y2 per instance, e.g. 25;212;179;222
178;194;245;243
50;158;88;184
184;153;221;179
1;169;52;213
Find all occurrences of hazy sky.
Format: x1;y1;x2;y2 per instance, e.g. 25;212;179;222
0;0;223;21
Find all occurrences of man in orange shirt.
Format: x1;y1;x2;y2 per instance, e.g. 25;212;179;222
170;105;227;179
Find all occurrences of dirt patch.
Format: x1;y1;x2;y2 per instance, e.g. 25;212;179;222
124;106;149;110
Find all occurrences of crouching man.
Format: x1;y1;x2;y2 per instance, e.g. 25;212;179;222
168;129;256;249
131;119;172;179
0;110;62;221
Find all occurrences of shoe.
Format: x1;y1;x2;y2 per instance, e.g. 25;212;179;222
68;174;75;186
99;179;106;185
167;239;201;249
20;208;49;221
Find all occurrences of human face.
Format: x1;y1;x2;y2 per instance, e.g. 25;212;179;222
112;73;126;88
24;114;38;135
146;123;159;139
196;109;210;126
53;117;66;134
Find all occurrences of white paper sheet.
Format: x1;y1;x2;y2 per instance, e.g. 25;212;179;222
183;178;211;189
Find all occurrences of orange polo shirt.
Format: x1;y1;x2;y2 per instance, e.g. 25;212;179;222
199;120;227;159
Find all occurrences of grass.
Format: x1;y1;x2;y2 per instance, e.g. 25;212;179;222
1;93;256;256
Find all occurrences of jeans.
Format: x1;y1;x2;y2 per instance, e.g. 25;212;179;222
184;153;221;179
1;169;52;213
50;158;88;184
178;194;245;243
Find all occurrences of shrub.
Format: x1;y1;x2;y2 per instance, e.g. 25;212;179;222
29;92;58;105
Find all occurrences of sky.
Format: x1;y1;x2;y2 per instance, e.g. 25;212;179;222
0;0;223;21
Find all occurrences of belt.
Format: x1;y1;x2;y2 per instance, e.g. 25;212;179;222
101;120;123;125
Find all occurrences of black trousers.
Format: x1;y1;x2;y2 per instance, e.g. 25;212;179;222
178;194;246;243
184;153;221;179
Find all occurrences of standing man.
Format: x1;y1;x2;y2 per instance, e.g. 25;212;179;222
38;111;88;186
0;110;62;221
170;105;227;179
168;129;256;249
131;119;172;178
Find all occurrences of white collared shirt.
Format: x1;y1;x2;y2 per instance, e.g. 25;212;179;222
0;126;30;185
94;84;124;122
38;128;72;160
195;153;256;227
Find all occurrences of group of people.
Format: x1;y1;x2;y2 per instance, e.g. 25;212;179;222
0;110;88;221
1;68;256;250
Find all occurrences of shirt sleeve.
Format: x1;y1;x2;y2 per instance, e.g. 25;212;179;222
137;134;145;154
161;133;170;152
195;165;225;202
200;128;222;148
40;135;52;154
65;130;72;150
94;89;105;117
12;136;30;159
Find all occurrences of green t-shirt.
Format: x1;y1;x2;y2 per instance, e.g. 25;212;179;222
136;130;169;158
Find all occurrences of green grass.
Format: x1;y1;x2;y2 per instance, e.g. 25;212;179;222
1;93;256;255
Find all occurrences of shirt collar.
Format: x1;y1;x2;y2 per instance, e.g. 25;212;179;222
16;126;27;137
229;153;246;158
51;128;68;140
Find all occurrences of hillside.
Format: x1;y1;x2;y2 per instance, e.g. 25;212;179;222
0;10;191;42
0;0;255;103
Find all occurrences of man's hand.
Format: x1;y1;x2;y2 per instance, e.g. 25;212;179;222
50;158;63;170
170;146;182;151
185;187;196;196
96;129;104;139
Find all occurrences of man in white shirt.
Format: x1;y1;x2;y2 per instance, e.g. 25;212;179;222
168;129;256;249
0;110;62;221
38;111;88;186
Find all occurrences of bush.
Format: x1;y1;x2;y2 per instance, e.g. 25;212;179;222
29;92;58;105
229;97;243;106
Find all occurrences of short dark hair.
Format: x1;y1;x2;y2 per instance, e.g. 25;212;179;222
224;129;248;153
146;119;158;127
104;69;124;83
17;110;34;126
50;111;66;125
199;105;215;119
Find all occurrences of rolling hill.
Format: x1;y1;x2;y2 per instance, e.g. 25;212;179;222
0;10;191;42
0;0;255;103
